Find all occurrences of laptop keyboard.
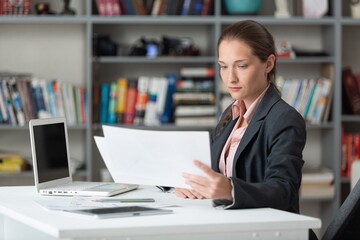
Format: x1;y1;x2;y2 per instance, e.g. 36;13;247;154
54;182;106;191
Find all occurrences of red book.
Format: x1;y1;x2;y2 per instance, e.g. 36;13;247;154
123;81;138;124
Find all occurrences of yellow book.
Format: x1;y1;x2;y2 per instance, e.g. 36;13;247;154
115;78;128;123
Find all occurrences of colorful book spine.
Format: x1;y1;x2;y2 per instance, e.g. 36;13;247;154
123;80;138;124
107;82;117;124
115;78;128;123
100;83;110;124
160;74;177;124
134;76;150;125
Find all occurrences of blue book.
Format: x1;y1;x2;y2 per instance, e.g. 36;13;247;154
107;82;117;124
160;74;177;124
100;83;110;124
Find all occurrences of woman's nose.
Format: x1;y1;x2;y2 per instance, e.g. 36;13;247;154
228;68;238;83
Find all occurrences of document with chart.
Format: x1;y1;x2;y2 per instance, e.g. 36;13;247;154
94;126;211;188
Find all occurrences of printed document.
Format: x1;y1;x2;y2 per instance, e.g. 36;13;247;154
94;126;211;188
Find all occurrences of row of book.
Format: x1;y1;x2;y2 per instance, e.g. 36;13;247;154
95;75;177;126
174;74;216;126
94;66;216;126
341;130;360;178
94;0;214;16
0;74;87;126
0;0;31;15
276;77;333;124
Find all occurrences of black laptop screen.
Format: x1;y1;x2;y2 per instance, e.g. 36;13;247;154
33;122;70;183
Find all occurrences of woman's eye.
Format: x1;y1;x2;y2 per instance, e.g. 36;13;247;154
219;65;227;69
237;64;247;69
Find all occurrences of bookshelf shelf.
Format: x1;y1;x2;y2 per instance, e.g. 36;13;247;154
219;17;336;26
0;171;33;178
91;16;216;25
306;123;334;130
0;16;88;24
277;57;335;64
341;115;360;122
96;56;215;64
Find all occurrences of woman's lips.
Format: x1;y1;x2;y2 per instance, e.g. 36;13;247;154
229;87;241;92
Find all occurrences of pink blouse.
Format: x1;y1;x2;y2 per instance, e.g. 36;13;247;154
219;85;269;177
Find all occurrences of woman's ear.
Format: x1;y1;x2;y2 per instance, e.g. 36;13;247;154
265;54;276;74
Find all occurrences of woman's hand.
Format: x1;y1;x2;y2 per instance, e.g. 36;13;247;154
182;160;233;201
174;188;206;199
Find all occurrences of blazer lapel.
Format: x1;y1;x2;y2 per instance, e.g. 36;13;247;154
232;86;281;170
211;118;237;172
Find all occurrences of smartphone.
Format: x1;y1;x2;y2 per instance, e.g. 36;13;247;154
64;206;173;219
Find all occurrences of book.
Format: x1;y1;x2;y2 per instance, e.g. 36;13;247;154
300;184;335;199
160;74;177;124
52;81;65;118
0;80;9;124
180;67;215;78
134;76;150;125
123;80;138;124
155;77;168;123
144;79;160;126
342;67;360;114
173;92;216;105
107;82;117;124
8;77;25;126
175;116;217;126
96;0;107;15
100;83;110;124
92;81;101;123
311;78;332;124
1;79;16;125
174;105;216;117
62;83;77;125
115;78;128;123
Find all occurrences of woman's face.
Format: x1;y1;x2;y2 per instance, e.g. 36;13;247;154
218;39;274;108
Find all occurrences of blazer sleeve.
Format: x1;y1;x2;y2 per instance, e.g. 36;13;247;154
215;106;306;212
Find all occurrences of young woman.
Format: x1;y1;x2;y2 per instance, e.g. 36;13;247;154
175;20;306;215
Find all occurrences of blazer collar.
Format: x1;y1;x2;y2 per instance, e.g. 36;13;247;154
211;85;281;172
231;85;281;170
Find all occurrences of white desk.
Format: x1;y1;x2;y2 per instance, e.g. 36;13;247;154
0;186;321;240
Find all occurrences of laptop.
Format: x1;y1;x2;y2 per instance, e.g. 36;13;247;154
29;117;138;197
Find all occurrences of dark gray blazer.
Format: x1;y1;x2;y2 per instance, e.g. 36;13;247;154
211;85;306;213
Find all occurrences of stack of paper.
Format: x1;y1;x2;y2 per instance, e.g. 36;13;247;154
94;126;211;189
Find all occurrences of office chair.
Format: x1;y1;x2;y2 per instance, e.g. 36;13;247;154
321;178;360;240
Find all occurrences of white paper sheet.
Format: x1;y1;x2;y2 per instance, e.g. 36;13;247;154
95;126;211;188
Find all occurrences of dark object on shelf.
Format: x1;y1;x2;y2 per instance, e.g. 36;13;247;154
128;36;200;57
93;35;118;56
129;37;159;57
60;0;76;15
35;2;55;15
162;36;200;56
293;48;328;57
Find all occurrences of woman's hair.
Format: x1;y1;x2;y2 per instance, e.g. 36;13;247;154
214;20;278;139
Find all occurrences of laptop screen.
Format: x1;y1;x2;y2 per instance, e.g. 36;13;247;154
33;122;70;183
